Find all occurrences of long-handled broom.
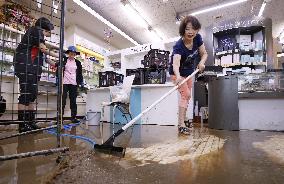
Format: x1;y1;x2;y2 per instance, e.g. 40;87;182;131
94;69;200;156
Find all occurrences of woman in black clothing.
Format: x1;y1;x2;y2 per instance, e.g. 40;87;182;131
14;17;59;132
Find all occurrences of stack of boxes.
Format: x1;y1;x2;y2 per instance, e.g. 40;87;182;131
98;71;124;87
126;49;170;85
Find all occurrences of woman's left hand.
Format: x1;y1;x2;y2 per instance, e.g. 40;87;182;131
197;63;205;72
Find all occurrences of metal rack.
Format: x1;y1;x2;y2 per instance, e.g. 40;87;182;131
0;0;66;160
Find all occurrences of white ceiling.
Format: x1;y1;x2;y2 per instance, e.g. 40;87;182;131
19;0;135;50
81;0;284;46
20;0;284;50
64;1;135;49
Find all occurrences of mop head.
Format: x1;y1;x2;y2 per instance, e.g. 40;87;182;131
93;144;126;157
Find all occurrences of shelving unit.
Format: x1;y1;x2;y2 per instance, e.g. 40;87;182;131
213;25;268;70
0;23;61;120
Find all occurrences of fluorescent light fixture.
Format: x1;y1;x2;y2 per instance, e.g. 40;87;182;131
258;1;267;17
122;3;148;29
73;0;139;46
190;0;248;16
122;1;165;40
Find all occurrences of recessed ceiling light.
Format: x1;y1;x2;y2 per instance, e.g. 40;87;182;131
191;0;248;16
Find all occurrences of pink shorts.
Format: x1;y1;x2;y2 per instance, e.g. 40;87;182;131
171;75;193;108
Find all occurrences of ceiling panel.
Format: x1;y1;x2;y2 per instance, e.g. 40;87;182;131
82;0;284;46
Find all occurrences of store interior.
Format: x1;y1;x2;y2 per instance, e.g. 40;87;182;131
0;0;284;183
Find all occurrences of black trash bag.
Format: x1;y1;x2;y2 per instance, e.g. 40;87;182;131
0;96;6;117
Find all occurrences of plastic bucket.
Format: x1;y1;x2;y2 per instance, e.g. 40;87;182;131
86;111;101;126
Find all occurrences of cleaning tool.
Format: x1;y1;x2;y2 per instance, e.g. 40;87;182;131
94;69;200;156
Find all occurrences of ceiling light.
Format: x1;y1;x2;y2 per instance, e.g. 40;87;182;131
73;0;139;46
258;0;267;17
122;3;149;29
121;0;165;40
190;0;248;16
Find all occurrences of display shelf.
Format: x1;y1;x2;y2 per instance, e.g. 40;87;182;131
0;60;13;64
0;46;16;53
0;24;60;49
215;49;264;57
221;62;267;68
45;41;60;49
93;61;104;67
213;24;268;70
0;23;25;34
106;51;121;60
42;68;56;74
239;49;264;55
5;108;56;112
39;80;56;84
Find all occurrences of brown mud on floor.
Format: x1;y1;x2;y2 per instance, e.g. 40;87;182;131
2;125;284;184
44;128;226;183
253;135;284;164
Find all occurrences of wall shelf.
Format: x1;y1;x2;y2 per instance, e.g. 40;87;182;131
213;25;267;70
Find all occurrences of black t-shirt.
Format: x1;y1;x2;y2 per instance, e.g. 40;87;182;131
14;26;45;75
169;34;203;77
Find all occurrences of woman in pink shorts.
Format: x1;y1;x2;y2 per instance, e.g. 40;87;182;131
169;16;208;135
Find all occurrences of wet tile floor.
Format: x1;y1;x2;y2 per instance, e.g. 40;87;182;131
0;123;284;184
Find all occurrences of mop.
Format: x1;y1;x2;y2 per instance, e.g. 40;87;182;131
94;69;200;156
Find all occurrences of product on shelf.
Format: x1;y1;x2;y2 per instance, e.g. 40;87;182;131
98;71;123;87
0;0;34;32
144;68;166;84
126;68;145;85
126;68;167;85
114;73;124;85
99;71;114;87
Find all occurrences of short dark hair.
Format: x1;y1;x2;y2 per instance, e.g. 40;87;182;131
179;15;201;36
35;17;54;31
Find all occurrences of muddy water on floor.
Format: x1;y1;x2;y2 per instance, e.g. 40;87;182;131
1;124;284;184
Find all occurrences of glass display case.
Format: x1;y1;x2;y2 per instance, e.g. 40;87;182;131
238;72;284;92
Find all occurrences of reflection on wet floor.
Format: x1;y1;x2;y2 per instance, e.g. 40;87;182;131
0;123;284;184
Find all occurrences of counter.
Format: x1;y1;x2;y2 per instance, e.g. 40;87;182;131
208;75;284;131
86;83;194;126
238;91;284;131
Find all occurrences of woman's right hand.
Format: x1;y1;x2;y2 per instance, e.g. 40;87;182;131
175;76;183;85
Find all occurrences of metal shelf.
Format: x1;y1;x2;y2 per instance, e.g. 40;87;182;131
0;24;59;49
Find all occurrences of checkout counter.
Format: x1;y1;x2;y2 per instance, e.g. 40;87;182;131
207;71;284;131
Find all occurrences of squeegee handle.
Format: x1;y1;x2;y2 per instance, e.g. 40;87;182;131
122;69;199;130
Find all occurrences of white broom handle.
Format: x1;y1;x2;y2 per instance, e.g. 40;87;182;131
122;69;200;130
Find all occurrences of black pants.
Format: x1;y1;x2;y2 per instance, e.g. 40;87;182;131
17;73;39;106
62;84;78;119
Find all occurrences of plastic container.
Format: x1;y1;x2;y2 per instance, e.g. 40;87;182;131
86;111;101;126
